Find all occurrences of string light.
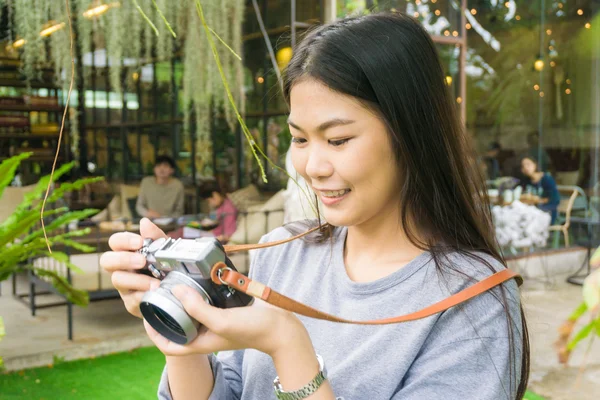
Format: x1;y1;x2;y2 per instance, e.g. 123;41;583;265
558;3;563;9
577;9;584;15
470;9;477;15
452;31;459;37
550;61;556;67
549;45;554;51
585;23;591;29
534;84;540;91
12;38;26;48
565;88;572;94
540;92;544;97
516;15;521;21
415;0;421;4
432;0;437;3
546;29;552;35
414;11;419;18
456;97;463;104
566;79;571;84
40;21;65;37
534;59;544;71
435;10;441;16
257;76;264;84
505;2;510;7
466;23;472;29
446;76;453;85
444;30;450;36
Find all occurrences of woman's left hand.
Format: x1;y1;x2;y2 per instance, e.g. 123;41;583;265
143;285;312;358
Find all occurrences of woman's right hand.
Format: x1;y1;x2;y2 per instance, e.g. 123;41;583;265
100;218;166;318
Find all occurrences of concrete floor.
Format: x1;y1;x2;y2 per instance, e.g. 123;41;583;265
0;250;598;400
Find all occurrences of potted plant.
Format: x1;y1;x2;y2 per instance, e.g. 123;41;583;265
0;153;102;370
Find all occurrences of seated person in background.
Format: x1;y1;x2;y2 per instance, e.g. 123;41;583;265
483;141;502;180
520;156;560;224
136;155;184;219
203;182;238;243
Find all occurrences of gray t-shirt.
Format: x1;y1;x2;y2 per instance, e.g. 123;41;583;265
158;225;523;400
136;176;185;218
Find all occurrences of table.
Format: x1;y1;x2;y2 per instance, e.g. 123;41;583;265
566;216;600;285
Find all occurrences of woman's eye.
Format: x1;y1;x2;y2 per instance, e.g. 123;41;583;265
329;138;350;147
291;137;307;144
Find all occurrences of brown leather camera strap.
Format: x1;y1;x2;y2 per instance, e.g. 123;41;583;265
210;261;521;325
222;225;322;254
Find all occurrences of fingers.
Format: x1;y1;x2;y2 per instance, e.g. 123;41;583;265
144;320;233;356
140;218;167;240
171;286;228;334
108;232;144;252
111;270;160;292
100;251;147;272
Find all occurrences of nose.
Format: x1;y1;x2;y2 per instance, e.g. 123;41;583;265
305;146;334;181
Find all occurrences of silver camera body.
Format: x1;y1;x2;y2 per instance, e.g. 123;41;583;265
139;237;253;345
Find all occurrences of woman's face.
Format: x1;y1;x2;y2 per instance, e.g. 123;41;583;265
521;158;537;177
289;79;401;227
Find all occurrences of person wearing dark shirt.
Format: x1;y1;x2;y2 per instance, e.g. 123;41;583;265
520;156;560;224
484;141;502;180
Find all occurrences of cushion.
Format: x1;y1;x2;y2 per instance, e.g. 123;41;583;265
229;190;286;244
0;185;36;223
120;184;140;221
227;184;261;212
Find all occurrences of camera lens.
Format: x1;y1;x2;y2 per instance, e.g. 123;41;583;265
140;271;212;345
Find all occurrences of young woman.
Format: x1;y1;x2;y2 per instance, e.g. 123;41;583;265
101;12;529;400
521;155;561;224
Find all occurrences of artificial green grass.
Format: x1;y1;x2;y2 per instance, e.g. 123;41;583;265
0;347;165;400
0;346;547;400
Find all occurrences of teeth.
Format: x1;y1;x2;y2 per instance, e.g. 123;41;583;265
321;189;349;198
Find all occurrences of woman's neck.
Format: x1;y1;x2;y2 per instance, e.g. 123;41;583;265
343;208;425;282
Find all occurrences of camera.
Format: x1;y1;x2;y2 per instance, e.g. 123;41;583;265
138;237;254;345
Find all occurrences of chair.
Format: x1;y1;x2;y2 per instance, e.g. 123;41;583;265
549;188;579;247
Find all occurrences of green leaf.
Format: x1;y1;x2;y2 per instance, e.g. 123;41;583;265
20;209;98;244
43;251;84;275
0;207;67;248
569;302;589;321
0;153;31;198
0;315;5;339
596;318;600;337
32;268;89;307
59;239;96;253
583;270;600;311
567;320;595;350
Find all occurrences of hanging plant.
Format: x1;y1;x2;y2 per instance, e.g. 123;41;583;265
2;0;245;172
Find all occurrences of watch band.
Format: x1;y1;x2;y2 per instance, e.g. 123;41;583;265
273;354;327;400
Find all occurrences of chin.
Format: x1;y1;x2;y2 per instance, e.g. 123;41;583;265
321;208;356;227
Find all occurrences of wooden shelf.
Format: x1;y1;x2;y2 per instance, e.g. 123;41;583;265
0;104;62;112
0;133;60;139
0;155;64;161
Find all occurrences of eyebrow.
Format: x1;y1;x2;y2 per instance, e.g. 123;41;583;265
287;118;356;133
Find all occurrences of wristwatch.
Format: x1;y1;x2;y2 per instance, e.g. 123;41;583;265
273;354;328;400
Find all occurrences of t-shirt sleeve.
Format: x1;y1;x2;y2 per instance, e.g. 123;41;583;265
157;353;243;400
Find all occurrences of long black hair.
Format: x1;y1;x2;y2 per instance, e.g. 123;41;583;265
283;12;529;399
